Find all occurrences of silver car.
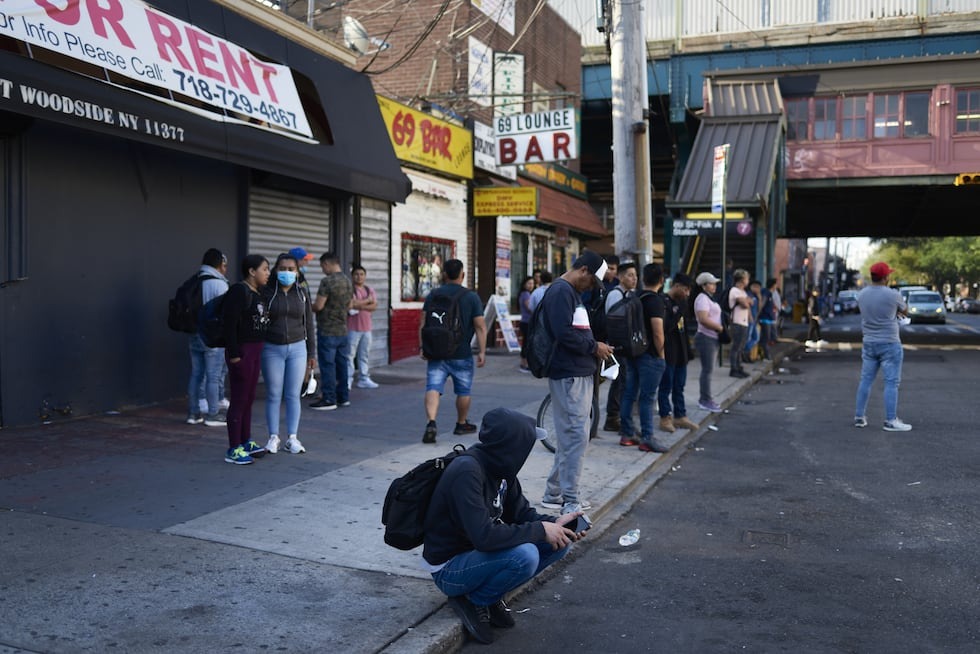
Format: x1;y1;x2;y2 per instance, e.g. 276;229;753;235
906;291;946;324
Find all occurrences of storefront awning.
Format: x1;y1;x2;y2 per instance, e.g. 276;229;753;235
517;179;606;238
0;2;410;204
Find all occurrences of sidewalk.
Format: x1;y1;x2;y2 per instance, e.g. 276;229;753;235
0;332;802;653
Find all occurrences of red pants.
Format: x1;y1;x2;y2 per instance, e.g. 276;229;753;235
225;341;263;448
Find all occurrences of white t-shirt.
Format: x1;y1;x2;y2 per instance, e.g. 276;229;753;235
729;286;750;326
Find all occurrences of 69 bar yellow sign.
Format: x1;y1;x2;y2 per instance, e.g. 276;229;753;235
376;96;473;179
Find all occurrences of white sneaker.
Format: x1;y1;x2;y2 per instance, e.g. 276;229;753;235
219;398;231;411
357;378;380;389
285;436;306;454
265;434;281;454
883;418;912;432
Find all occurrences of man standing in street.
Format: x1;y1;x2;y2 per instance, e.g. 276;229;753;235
618;263;669;453
420;259;487;443
311;252;353;411
602;261;637;433
348;264;380;389
727;269;754;378
854;261;912;432
540;251;615;515
527;270;553;312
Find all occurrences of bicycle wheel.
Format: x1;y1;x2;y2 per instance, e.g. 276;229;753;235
536;394;557;453
537;392;598;452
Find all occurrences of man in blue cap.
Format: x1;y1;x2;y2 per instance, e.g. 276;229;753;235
288;247;315;295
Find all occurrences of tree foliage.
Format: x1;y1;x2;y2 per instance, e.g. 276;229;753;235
867;237;980;292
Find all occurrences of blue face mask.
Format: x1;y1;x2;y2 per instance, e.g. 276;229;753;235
277;271;297;286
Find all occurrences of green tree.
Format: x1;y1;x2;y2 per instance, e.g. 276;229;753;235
866;237;980;293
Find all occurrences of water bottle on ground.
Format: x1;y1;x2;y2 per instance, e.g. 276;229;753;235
619;528;640;546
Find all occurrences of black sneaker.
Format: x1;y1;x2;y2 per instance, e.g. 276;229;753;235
422;421;437;444
309;398;337;411
447;595;494;644
453;421;477;435
729;370;749;378
487;599;515;628
602;417;621;432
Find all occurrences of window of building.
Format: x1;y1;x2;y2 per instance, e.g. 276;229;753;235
400;233;455;302
786;99;809;141
957;88;980;134
840;96;866;140
903;92;930;137
873;93;900;138
813;97;837;140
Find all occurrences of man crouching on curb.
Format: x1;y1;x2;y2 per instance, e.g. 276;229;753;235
422;407;589;644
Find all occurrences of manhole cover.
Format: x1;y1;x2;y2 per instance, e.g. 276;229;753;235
741;530;792;547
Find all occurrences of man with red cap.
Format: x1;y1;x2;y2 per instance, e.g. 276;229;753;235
854;262;912;432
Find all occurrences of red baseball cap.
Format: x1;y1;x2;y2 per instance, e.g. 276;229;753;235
869;261;894;277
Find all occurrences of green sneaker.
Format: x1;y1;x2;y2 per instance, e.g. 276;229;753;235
225;446;253;465
242;440;267;458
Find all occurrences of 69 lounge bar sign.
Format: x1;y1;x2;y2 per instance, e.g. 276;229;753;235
0;0;312;137
495;107;577;166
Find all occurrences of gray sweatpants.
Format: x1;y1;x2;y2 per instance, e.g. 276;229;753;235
544;375;593;507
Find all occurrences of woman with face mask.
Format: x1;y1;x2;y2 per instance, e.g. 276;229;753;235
261;253;317;455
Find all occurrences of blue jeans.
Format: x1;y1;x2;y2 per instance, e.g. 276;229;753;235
694;333;718;404
426;358;475;396
188;334;225;417
855;341;904;421
348;330;372;381
316;334;350;404
658;363;688;418
262;341;307;437
432;542;569;606
620;354;666;442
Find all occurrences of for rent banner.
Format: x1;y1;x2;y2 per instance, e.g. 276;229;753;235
0;0;312;137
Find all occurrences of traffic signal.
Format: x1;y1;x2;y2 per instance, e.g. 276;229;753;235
954;173;980;186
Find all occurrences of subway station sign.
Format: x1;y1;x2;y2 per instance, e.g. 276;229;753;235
0;0;312;137
377;95;473;179
494;108;577;166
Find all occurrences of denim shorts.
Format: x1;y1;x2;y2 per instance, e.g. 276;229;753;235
426;358;474;396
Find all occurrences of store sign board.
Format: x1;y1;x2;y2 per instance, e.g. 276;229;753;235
493;52;523;117
0;0;312;137
473;187;538;216
495;108;577;166
672;211;746;236
377;95;473;179
519;162;587;199
473;121;516;179
468;36;492;107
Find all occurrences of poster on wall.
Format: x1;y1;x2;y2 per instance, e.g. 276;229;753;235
400;233;455;302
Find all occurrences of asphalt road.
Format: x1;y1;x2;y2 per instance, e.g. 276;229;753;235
465;345;980;653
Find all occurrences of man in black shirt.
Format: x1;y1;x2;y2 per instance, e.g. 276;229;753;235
658;274;699;433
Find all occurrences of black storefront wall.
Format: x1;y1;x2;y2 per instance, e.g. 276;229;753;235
0;122;241;427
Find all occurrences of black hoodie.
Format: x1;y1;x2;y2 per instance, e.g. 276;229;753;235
422;408;556;566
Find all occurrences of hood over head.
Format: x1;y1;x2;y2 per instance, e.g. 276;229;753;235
471;408;541;480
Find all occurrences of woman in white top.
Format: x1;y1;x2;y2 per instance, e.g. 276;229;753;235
693;272;726;413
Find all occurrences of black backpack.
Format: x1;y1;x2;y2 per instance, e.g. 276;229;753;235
198;293;227;348
605;290;650;358
718;286;735;327
168;273;218;333
421;286;468;360
382;444;468;551
525;287;557;378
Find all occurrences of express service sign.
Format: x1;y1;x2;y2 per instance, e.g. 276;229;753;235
495;108;577;166
377;95;473;179
0;0;312;137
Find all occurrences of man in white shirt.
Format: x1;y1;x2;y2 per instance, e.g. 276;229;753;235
727;269;754;378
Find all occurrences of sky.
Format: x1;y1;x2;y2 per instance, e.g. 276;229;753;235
808;237;874;271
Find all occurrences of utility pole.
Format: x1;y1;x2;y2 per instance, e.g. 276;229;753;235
609;0;652;265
